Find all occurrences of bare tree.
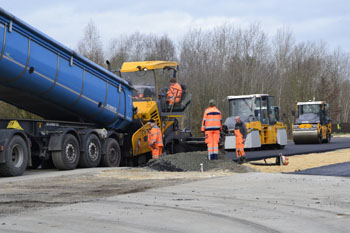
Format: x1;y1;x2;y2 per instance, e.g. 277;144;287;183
107;32;176;71
77;20;105;66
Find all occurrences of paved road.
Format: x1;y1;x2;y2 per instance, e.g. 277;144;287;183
0;172;349;233
226;137;350;161
291;162;350;177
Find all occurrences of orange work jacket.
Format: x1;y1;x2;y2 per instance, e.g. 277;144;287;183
201;106;222;132
148;125;163;148
167;83;182;103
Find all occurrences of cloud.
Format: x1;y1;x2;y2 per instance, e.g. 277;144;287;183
2;0;350;53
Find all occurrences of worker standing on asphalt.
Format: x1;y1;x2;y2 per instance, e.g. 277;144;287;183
201;99;222;160
148;119;163;159
166;78;182;106
234;116;247;164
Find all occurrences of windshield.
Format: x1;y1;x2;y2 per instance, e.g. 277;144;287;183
228;98;254;117
298;104;321;116
120;69;174;99
296;104;321;124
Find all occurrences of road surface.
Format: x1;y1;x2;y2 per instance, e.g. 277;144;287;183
0;172;349;233
226;137;350;161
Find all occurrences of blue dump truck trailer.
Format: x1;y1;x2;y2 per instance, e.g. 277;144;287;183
0;8;134;176
0;8;206;176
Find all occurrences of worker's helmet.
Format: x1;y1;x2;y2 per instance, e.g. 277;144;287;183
209;99;216;107
169;78;177;83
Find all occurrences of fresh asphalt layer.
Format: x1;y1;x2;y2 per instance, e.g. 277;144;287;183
225;137;350;177
225;137;350;161
0;173;349;233
290;162;350;177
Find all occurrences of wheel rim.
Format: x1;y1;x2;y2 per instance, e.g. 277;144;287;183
65;143;77;163
108;147;117;163
11;144;24;168
88;142;99;161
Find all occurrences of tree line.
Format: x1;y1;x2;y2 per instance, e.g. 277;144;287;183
1;21;350;136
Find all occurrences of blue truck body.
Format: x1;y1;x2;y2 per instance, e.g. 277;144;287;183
0;7;133;130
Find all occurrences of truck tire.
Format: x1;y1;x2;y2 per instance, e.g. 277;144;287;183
0;135;28;177
52;134;80;170
79;134;102;168
101;138;121;167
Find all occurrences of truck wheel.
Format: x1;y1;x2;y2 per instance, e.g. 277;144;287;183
101;138;121;167
79;134;101;168
52;134;80;170
0;135;28;177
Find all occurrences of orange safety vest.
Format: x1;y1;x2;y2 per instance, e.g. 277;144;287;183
148;126;163;148
167;83;182;103
201;106;222;132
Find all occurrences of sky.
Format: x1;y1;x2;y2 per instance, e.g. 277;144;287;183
1;0;350;54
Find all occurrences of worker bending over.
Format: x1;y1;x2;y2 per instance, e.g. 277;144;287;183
166;78;182;106
234;116;247;164
201;99;222;160
148;119;163;159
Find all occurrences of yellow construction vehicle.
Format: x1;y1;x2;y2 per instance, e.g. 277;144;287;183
223;94;288;150
292;101;332;144
118;61;201;164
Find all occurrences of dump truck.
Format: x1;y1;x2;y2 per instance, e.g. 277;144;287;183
0;8;203;176
223;94;288;152
292;101;332;144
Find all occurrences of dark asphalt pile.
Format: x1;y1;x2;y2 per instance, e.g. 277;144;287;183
146;151;256;173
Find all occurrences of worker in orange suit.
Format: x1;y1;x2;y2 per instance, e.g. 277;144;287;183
201;99;222;160
166;78;182;106
147;119;163;159
234;116;247;164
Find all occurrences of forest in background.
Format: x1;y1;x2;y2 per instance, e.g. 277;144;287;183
1;21;350;135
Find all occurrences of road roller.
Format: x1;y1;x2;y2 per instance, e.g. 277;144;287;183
293;101;332;144
223;94;288;150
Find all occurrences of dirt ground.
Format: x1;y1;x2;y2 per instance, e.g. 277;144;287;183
0;167;241;218
0;147;349;218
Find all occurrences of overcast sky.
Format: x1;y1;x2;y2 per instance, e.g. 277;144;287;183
1;0;350;54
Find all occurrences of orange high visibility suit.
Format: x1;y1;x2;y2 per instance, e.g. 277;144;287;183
148;125;163;159
167;82;182;105
201;106;222;160
234;122;247;158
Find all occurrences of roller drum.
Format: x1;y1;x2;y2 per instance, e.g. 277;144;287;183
293;129;320;144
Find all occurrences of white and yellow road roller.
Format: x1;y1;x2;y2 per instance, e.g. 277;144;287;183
293;101;332;144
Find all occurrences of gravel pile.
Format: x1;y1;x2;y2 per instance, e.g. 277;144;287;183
146;151;256;173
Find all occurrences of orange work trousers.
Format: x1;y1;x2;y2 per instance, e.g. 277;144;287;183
151;146;163;159
205;130;220;160
234;129;245;158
